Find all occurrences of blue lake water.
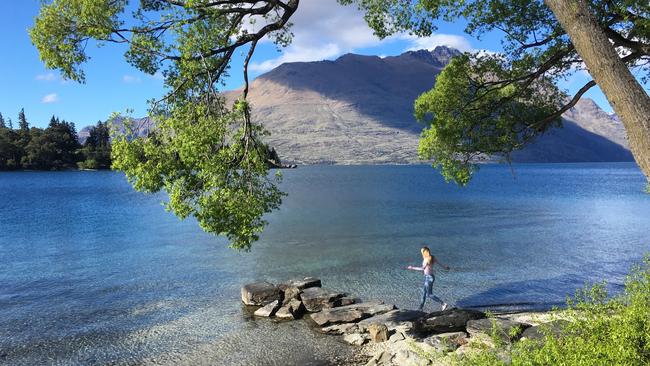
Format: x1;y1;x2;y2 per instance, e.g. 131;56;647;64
1;163;649;365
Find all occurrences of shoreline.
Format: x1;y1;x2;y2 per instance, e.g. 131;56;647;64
242;278;568;366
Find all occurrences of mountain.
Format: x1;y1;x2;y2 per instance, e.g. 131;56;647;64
79;117;152;145
223;46;633;164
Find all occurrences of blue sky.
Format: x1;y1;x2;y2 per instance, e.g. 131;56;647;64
0;0;615;129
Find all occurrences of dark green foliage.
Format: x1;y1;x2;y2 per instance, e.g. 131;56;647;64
30;0;298;249
78;121;111;169
0;110;107;171
0;113;5;129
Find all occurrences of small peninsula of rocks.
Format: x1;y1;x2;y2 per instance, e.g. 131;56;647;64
242;277;566;365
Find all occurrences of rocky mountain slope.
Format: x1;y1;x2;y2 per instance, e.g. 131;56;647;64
224;46;632;164
82;46;633;165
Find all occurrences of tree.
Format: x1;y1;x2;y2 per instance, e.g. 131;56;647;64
79;120;112;169
30;0;297;249
18;108;29;131
340;0;649;186
0;113;5;129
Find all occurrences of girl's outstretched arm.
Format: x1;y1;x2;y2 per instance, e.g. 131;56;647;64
407;265;423;271
433;256;451;271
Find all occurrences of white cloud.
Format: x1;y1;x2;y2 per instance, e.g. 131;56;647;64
248;0;480;73
250;0;384;72
123;75;141;83
36;72;57;81
251;43;341;72
42;93;59;103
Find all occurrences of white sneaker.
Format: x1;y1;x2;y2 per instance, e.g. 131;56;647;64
441;303;448;311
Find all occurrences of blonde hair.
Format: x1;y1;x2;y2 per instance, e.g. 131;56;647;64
421;246;433;265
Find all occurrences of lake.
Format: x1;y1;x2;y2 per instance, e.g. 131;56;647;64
1;163;649;365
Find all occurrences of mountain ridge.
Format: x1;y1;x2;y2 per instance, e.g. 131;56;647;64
81;46;633;165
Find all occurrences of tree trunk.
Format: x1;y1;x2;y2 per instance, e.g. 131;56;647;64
545;0;650;186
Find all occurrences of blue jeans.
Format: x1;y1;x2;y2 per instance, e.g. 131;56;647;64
419;275;444;310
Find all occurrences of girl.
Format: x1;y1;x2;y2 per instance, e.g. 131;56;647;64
407;246;450;311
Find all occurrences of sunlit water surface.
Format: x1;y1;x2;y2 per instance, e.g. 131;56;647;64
1;163;649;365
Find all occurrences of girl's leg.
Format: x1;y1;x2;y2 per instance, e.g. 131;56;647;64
419;278;428;310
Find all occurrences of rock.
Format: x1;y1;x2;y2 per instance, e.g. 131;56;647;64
278;277;321;305
275;298;306;320
389;331;406;343
368;324;389;343
393;349;427;366
466;318;531;342
366;350;393;366
241;282;281;306
520;320;571;342
280;277;322;290
337;296;357;307
310;301;395;327
422;331;467;353
343;333;368;346
414;308;485;335
321;323;359;335
300;287;346;312
358;309;426;332
253;300;281;317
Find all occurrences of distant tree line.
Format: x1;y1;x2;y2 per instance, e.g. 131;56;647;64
0;109;111;171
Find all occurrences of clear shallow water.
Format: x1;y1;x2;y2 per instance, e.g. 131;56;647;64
0;163;649;365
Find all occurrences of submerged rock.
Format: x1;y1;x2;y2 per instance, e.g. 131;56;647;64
254;300;281;317
301;287;346;312
414;308;485;334
241;282;281;306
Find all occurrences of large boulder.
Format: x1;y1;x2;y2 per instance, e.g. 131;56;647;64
321;323;360;335
310;301;396;327
520;320;571;342
422;331;468;353
358;309;426;332
414;308;485;335
300;287;346;312
241;282;281;306
253;300;281;317
368;323;389;343
466;318;531;342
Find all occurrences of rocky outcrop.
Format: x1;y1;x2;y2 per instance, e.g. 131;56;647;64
241;282;280;306
241;278;568;366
